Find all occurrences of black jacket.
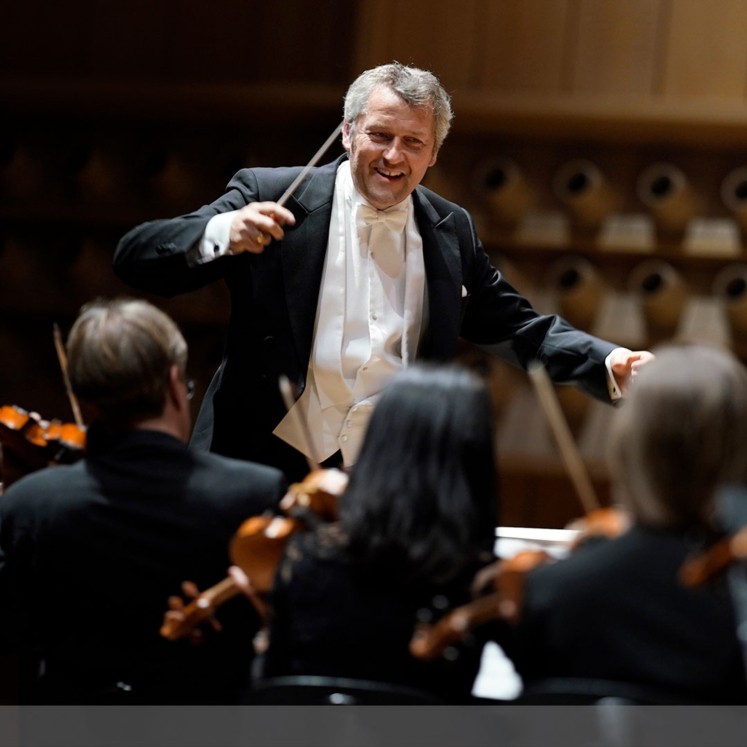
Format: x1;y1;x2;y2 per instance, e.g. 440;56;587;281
0;427;287;703
114;156;617;476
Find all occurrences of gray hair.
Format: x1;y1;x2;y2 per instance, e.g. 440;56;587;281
343;62;453;153
608;343;747;528
67;297;187;427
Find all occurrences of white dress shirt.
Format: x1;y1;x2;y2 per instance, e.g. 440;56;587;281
273;161;426;465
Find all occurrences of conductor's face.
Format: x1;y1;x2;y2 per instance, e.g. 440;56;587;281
343;85;438;211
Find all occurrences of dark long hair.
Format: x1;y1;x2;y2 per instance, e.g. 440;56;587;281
339;363;499;586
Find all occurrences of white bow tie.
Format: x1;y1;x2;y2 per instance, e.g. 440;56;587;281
357;203;409;233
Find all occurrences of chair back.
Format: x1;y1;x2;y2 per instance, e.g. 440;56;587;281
246;675;443;705
517;677;702;705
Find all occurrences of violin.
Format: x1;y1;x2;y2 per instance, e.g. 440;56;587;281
410;550;552;661
160;467;348;642
409;506;628;661
678;526;747;588
0;404;86;488
566;506;631;550
676;485;747;588
409;363;633;663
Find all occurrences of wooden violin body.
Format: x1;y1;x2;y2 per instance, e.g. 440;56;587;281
679;526;747;588
160;468;348;641
0;404;86;488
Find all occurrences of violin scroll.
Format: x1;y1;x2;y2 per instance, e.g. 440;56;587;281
161;576;241;642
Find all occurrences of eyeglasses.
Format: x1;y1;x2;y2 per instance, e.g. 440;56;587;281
185;379;195;401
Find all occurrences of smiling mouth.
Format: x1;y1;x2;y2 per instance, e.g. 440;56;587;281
374;167;404;181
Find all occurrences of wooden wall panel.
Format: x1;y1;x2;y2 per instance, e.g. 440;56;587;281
8;0;747;524
476;0;571;93
662;0;747;98
569;0;664;95
353;0;480;88
85;2;178;81
4;1;356;85
2;3;94;76
353;0;747;148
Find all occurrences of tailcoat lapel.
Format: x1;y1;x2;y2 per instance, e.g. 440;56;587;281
277;167;465;375
279;158;340;378
412;188;463;360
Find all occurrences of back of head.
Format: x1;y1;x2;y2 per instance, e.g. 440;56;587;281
67;297;187;429
343;61;453;153
609;343;747;528
341;363;498;585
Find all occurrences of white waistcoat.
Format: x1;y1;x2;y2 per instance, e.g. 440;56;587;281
273;162;426;466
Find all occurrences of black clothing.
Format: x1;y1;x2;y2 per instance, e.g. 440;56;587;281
505;525;747;704
0;427;287;704
262;525;489;703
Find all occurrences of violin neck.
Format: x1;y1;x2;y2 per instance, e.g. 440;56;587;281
410;594;501;661
200;576;241;608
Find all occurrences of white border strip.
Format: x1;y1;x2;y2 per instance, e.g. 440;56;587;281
495;526;579;545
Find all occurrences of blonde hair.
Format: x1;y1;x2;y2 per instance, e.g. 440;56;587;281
608;343;747;528
344;62;453;154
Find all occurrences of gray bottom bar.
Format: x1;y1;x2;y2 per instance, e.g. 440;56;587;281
1;705;745;747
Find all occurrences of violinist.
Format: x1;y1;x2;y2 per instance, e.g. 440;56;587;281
252;363;499;703
0;405;85;491
113;61;651;483
0;298;287;704
498;344;747;704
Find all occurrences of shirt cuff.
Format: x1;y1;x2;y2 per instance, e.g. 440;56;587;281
187;211;238;266
604;348;629;401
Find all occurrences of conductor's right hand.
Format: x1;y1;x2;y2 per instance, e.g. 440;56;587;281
229;202;296;254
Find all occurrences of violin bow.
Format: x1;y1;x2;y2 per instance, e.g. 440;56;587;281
527;362;599;514
53;323;85;430
276;121;343;208
410;368;607;663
